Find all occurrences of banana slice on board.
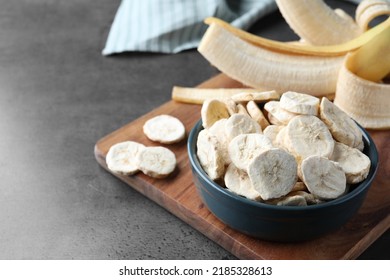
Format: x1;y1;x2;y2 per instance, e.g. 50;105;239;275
285;115;335;162
301;155;346;200
228;133;273;171
320;97;364;150
248;148;298;200
225;113;262;141
136;146;176;179
330;141;371;184
280;91;320;116
196;129;226;180
143;114;185;144
106;141;145;175
224;163;262;201
201;98;230;129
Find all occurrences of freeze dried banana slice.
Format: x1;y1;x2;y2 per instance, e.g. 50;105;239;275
285;115;335;162
208;118;230;165
228;133;273;171
320;97;363;150
280;91;320;116
106;141;145;175
196;129;225;180
264;101;298;125
224;163;262;201
225;113;262;140
222;98;238;115
236;103;250;116
263;125;285;147
330;141;371;184
248;148;297;200
201;98;230;128
301;155;346;200
231;90;280;103
136;146;176;179
246;100;270;130
143;114;185;144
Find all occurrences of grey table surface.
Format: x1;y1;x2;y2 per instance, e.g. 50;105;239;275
0;0;388;260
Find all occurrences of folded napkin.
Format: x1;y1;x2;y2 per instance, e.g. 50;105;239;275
102;0;362;55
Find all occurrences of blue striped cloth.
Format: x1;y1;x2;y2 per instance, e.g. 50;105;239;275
102;0;362;55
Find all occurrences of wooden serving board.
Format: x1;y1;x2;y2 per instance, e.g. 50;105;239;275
94;74;390;259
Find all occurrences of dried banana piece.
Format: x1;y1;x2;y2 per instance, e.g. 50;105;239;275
228;133;273;171
263;125;285;146
280;91;320;116
231;90;280;103
285;115;335;162
236;103;250;116
196;129;225;180
246;100;270;130
201;98;230;128
301;155;346;200
264;101;298;125
224;163;262;201
208;118;230;165
106;141;145;175
248;148;298;200
225;113;262;140
143;114;185;144
330;141;371;184
320;97;363;150
137;146;177;179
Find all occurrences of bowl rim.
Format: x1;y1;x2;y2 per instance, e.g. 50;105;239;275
187;119;379;212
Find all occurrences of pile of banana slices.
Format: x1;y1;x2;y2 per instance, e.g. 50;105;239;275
173;0;390;129
197;91;371;206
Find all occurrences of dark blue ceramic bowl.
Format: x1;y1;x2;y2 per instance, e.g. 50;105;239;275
187;119;378;242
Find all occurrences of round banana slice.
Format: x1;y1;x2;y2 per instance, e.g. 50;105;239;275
208;118;230;165
330;141;371;184
224;163;262;201
301;155;346;200
263;125;285;147
143;114;185;144
225;113;262;141
246;100;270;130
228;133;273;171
280;91;320;116
201;98;230;128
264;101;298;125
136;146;176;179
231;90;280;103
196;129;225;180
248;148;297;200
285;115;335;162
106;141;145;175
320;97;363;150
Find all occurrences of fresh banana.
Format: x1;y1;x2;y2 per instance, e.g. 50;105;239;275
275;0;362;45
198;23;345;96
356;0;390;31
334;56;390;129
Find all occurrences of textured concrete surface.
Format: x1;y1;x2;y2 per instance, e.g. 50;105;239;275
0;0;388;259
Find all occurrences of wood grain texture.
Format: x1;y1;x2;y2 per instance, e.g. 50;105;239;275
94;74;390;260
